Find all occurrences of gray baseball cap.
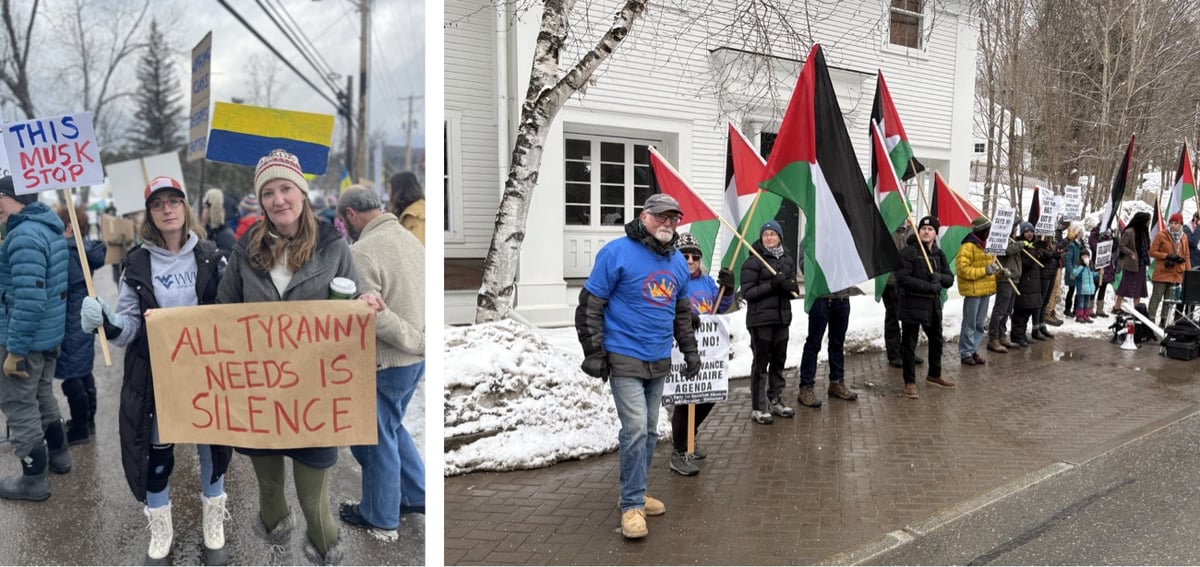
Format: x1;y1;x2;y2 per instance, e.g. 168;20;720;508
643;193;682;215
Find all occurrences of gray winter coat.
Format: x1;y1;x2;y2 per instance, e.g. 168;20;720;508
215;222;360;468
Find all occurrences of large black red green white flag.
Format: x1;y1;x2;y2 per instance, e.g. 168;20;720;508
759;44;899;312
648;146;720;270
721;122;778;289
1100;135;1134;231
1166;141;1195;220
931;172;982;276
870;71;924;181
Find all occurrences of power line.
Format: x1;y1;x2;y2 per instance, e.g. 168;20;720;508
259;0;340;91
213;0;348;118
252;0;340;96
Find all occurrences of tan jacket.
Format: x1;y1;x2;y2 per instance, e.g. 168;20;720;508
1150;229;1191;284
350;213;425;368
399;200;425;246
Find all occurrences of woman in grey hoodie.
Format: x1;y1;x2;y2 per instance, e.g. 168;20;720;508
216;149;383;565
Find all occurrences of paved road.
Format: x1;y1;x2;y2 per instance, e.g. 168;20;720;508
446;320;1200;565
0;265;424;565
870;412;1200;565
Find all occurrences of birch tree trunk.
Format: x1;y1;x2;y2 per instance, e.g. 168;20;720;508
475;0;648;324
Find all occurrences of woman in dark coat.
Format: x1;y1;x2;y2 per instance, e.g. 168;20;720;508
740;220;798;424
1012;223;1049;344
895;216;956;398
1089;223;1118;317
1114;211;1151;314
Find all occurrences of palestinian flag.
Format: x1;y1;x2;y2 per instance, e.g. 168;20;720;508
871;71;925;181
1167;142;1194;220
931;171;982;275
721;122;780;289
1100;135;1135;231
870;119;910;300
759;44;900;312
649;146;720;271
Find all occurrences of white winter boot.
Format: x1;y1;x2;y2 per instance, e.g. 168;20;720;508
201;493;230;565
144;502;173;565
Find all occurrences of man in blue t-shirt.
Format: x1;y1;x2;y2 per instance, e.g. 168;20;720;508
575;193;699;540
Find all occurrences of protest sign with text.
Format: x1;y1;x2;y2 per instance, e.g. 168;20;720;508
145;300;378;449
188;32;213;162
1095;240;1113;269
106;152;186;215
1034;191;1059;236
986;205;1015;254
3;112;103;194
1063;186;1083;220
663;315;729;406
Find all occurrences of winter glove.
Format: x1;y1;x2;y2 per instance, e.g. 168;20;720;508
781;278;800;294
684;350;701;378
1001;268;1013;279
770;272;788;289
80;296;120;334
580;351;610;380
717;268;735;289
3;353;27;379
691;311;700;331
939;273;955;287
985;264;998;275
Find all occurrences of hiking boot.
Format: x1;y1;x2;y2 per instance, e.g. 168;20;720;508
961;355;977;366
770;397;798;416
144;503;173;565
972;353;986;365
986;339;1008;353
339;502;397;542
750;410;773;425
903;383;919;399
1030;328;1047;341
621;509;648;539
1012;334;1031;347
1094;308;1109;318
925;375;957;388
795;388;821;409
1001;337;1019;349
915;356;925;365
65;420;90;446
1039;324;1055;338
202;493;230;565
669;451;699;476
887;358;903;368
1045;315;1064;327
0;446;49;502
691;445;706;460
828;382;858;401
644;495;666;516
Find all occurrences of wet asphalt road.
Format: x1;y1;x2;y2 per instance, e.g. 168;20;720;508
872;410;1200;565
0;266;424;565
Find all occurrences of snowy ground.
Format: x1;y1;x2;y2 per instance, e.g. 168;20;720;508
443;289;1117;476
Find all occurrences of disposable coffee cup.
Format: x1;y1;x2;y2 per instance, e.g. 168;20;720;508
329;277;356;300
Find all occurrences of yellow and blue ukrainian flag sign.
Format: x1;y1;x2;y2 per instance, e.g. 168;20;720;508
339;167;352;192
206;102;334;174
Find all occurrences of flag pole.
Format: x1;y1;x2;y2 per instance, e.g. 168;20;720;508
714;189;765;307
895;188;933;274
61;188;112;366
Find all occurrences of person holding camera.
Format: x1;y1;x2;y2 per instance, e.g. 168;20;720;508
1148;212;1191;326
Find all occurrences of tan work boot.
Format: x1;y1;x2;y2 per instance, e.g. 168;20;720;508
643;495;666;516
828;382;858;401
986;338;1008;353
925;375;957;389
621;509;648;539
903;383;919;399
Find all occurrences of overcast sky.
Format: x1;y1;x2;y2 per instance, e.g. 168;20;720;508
7;0;424;151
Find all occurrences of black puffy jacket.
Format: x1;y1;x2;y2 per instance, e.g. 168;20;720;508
896;234;954;326
740;240;797;328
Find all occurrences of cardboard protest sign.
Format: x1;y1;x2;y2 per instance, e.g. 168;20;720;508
145;300;378;449
1063;186;1083;220
663;315;730;406
100;214;137;264
1034;191;1058;236
986;205;1015;255
106;152;186;215
1095;240;1113;269
3;112;103;194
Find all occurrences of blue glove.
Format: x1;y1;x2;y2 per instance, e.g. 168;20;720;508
81;296;119;334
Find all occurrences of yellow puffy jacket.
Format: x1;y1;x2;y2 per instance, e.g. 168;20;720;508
956;237;997;297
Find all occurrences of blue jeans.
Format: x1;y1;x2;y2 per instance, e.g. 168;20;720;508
147;419;224;508
1075;294;1094;312
609;375;665;512
959;295;991;357
800;296;850;386
350;362;425;530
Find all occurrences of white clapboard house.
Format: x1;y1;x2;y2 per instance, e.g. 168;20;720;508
445;0;979;326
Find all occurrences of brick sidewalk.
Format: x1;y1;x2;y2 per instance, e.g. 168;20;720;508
445;333;1200;565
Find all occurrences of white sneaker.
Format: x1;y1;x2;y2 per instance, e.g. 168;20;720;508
144;503;173;563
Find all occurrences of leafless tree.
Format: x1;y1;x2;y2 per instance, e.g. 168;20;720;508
0;0;39;120
244;53;286;108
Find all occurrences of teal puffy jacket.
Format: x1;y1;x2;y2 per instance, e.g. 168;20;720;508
0;201;69;355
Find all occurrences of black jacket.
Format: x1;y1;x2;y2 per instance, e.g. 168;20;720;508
895;234;954;326
1015;238;1051;310
117;240;230;502
740;240;798;329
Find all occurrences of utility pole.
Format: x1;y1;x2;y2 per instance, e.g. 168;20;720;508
344;75;354;180
405;95;413;171
355;0;370;183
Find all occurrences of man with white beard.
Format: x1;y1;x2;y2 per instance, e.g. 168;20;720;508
575;193;700;540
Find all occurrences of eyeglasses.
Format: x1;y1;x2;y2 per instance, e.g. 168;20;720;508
683;253;702;261
651;212;682;224
149;197;184;211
